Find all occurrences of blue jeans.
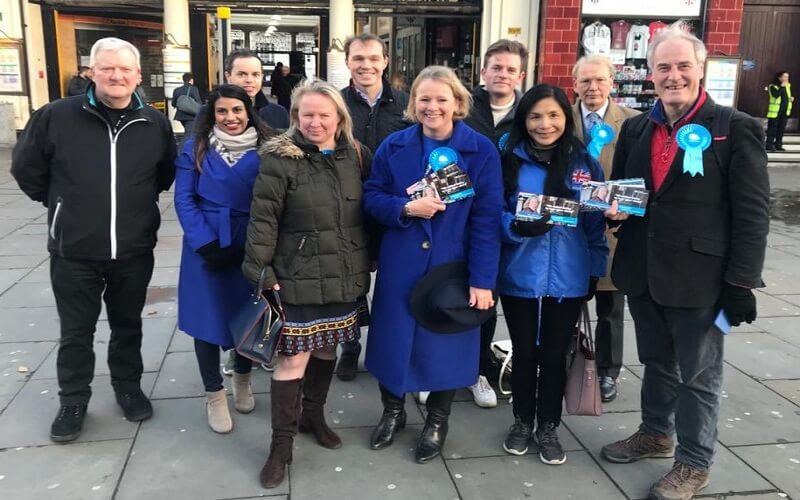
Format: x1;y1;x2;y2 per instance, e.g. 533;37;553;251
629;293;724;470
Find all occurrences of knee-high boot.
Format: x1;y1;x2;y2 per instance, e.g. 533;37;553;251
370;384;407;450
260;378;302;489
415;389;455;464
298;356;342;449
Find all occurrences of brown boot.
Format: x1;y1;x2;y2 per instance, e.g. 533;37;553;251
298;357;342;449
206;389;233;434
649;461;710;500
232;372;255;413
260;378;302;489
601;430;674;463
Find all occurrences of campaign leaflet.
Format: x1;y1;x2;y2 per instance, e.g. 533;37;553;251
406;164;475;204
579;178;649;216
515;192;580;227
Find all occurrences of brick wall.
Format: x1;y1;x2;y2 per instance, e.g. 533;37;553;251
704;0;744;56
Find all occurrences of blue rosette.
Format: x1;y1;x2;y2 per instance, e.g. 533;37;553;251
497;132;510;152
676;124;711;177
428;147;459;172
587;122;614;159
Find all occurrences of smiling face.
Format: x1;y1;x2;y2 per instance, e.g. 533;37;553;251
480;52;525;104
225;56;263;100
574;62;613;112
297;92;340;150
652;38;703;122
214;96;249;136
414;78;458;139
780;72;790;84
526;97;566;147
91;49;140;108
346;39;388;91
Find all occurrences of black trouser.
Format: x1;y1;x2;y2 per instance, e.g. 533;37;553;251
766;114;788;149
478;309;498;378
51;253;155;405
194;339;252;392
380;384;455;415
501;295;584;426
594;290;625;379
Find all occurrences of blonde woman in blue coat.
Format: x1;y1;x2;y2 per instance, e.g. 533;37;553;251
363;66;503;464
175;85;273;433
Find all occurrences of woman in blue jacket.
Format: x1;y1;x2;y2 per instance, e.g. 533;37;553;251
498;84;607;465
363;66;503;463
174;85;273;433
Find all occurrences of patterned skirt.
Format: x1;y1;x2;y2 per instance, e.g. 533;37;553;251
278;296;369;355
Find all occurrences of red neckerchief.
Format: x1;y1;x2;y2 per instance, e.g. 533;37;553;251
650;90;708;191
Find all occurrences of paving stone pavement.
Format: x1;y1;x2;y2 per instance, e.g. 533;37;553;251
1;148;799;499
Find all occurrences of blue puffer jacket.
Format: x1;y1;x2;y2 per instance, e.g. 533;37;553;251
498;144;608;299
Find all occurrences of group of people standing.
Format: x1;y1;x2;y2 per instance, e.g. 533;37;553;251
11;20;770;500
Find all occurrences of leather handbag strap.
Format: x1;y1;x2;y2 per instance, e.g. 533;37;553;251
256;267;269;294
577;301;594;351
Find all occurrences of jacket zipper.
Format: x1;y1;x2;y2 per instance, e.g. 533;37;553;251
49;198;63;240
106;118;147;260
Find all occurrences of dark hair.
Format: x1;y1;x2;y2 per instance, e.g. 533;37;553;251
344;33;388;59
182;72;194;83
79;65;90;72
501;84;583;198
772;70;789;86
224;49;261;74
193;84;274;171
483;39;529;72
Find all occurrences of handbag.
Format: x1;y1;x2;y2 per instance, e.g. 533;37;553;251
229;268;285;364
490;340;513;396
564;302;603;416
176;93;201;115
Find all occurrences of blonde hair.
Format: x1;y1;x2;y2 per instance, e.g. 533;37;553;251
572;54;615;80
288;80;356;147
647;20;707;71
90;37;140;68
405;66;472;122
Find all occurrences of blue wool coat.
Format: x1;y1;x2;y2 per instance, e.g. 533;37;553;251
363;122;503;396
174;137;260;347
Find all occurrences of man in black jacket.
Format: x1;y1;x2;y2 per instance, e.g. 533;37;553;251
224;49;289;130
67;66;92;96
11;37;177;443
600;24;769;500
171;72;202;137
462;39;527;408
336;33;410;380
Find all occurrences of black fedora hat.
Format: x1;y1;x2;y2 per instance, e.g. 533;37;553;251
409;262;495;334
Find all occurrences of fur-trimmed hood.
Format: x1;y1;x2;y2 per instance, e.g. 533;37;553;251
259;132;305;159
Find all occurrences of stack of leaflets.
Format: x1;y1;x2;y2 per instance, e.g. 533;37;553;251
406;164;475;204
579;178;649;216
515;192;580;227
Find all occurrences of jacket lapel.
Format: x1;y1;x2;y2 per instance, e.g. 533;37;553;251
628;118;656;192
572;102;585;144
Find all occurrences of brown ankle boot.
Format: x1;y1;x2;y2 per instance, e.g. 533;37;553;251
232;372;255;414
298;357;342;449
260;378;302;489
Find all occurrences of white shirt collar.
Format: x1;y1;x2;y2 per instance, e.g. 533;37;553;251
580;99;610;121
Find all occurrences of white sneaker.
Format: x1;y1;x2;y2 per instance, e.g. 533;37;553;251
468;375;497;408
414;391;430;405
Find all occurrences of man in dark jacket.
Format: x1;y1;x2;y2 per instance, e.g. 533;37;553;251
462;39;527;408
224;49;289;130
336;33;411;381
600;24;769;500
171;72;202;137
11;37;177;443
67;66;92;96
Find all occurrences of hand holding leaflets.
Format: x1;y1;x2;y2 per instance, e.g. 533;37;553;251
580;178;650;217
406;147;475;208
515;192;580;227
512;213;554;237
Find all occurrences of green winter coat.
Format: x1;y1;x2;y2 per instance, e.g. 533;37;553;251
243;131;371;305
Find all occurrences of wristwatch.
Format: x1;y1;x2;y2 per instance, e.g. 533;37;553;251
402;202;412;218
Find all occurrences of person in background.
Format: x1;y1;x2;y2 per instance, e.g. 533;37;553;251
497;84;607;465
273;64;294;111
11;37;176;442
174;84;273;434
336;32;411;382
765;70;793;152
571;54;640;403
269;62;284;98
363;65;502;464
172;72;203;138
462;38;529;409
67;66;92;96
242;80;371;489
601;23;769;499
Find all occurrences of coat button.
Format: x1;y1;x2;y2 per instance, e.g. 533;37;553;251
421;240;431;250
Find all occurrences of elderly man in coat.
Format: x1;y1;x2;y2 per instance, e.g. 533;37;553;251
571;54;640;403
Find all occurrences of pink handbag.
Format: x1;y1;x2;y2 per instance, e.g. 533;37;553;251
564;303;603;416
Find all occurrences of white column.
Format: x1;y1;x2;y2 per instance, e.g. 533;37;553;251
478;0;540;87
327;0;354;88
163;0;192;129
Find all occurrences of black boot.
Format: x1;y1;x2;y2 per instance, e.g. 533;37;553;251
415;390;455;464
260;378;302;489
298;357;342;449
370;384;406;450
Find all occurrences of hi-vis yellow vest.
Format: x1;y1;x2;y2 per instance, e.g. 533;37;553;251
767;83;792;118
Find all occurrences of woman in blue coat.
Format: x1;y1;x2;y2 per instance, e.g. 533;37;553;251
497;84;607;465
175;85;273;433
363;66;503;463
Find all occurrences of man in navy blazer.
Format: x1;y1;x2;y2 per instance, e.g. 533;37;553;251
600;22;769;500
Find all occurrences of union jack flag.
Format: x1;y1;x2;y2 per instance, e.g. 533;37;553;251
571;169;592;184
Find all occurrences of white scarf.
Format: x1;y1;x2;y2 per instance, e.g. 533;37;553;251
210;125;258;167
